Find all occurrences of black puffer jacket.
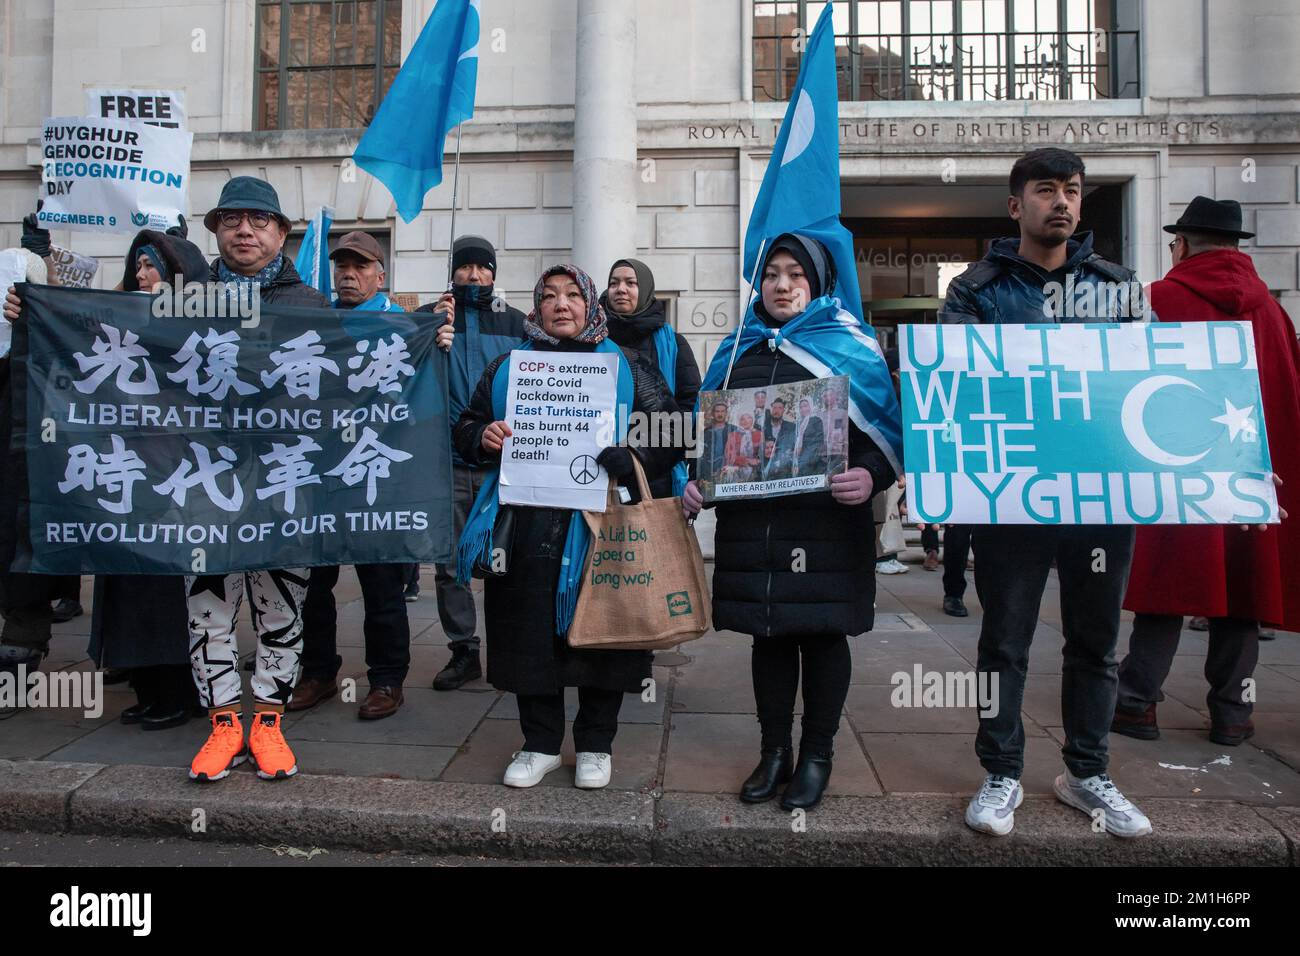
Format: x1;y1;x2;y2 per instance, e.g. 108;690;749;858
206;255;330;308
707;342;896;639
599;294;701;499
454;339;681;696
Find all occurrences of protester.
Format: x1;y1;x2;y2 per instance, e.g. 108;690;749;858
454;264;679;790
599;258;700;496
683;233;902;811
293;231;455;719
417;235;526;691
87;228;211;730
1113;197;1298;746
186;176;327;783
0;239;64;675
940;147;1152;837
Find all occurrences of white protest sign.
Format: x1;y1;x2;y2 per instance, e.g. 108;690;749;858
38;116;192;235
0;249;25;292
48;245;100;288
86;88;187;129
499;350;618;512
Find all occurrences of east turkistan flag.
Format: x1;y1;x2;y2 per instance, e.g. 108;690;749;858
744;2;864;321
354;0;480;223
294;205;333;298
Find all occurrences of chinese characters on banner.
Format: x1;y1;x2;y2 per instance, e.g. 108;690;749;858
899;322;1280;525
10;284;453;574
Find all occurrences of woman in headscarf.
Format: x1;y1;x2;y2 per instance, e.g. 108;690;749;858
683;233;903;811
455;264;681;790
599;258;700;497
86;229;211;730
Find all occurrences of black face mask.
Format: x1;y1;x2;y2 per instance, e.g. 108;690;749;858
454;282;496;309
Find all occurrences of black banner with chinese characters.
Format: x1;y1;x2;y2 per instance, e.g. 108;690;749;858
10;284;453;574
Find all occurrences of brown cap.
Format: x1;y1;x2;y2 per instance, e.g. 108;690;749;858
329;231;385;266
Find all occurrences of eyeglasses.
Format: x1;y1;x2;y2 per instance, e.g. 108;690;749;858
217;210;274;229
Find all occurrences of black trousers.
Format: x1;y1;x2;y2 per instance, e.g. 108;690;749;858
942;524;973;599
517;688;624;754
972;525;1134;780
752;633;850;754
920;526;939;552
1117;614;1259;727
301;564;411;687
129;663;197;712
0;572;62;650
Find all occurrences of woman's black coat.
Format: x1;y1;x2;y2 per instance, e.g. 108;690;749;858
705;342;897;640
454;339;682;696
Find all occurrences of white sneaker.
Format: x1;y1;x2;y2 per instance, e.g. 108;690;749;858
876;558;909;575
502;750;562;788
1054;770;1153;838
965;773;1024;836
574;751;612;789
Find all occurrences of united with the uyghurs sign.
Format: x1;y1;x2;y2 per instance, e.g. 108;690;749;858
899;322;1280;526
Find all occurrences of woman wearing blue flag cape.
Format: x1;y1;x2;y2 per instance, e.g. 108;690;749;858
683;233;904;811
454;264;681;791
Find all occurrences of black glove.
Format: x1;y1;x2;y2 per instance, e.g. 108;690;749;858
596;445;637;480
166;214;188;239
20;213;51;259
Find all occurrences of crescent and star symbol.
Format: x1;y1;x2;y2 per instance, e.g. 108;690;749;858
1121;376;1258;465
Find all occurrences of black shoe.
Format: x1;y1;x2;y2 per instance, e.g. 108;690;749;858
433;648;482;690
403;585;420;603
943;595;969;617
780;751;833;811
141;707;191;731
1259;628;1276;641
740;747;794;803
51;599;83;623
120;702;153;725
103;667;131;685
1208;720;1255;746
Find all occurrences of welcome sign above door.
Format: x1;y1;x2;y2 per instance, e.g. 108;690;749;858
899;322;1280;525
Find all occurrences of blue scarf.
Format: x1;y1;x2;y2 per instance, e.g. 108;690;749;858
652;324;689;496
700;295;904;475
216;253;284;309
334;291;402;312
456;338;635;636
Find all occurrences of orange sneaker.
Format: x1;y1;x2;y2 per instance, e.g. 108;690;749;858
248;711;298;780
189;711;247;782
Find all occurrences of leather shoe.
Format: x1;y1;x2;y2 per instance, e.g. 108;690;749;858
359;685;404;720
943;595;969;617
51;599;83;623
103;667;131;685
141;707;191;731
120;702;153;724
1208;720;1255;746
780;751;833;811
433;648;482;690
287;676;338;712
1111;703;1159;740
739;747;794;803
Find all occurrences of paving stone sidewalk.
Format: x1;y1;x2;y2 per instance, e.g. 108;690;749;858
5;545;1297;816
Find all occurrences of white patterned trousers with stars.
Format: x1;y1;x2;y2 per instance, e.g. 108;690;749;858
185;569;309;709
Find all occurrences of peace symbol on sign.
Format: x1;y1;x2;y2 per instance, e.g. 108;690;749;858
570;455;600;485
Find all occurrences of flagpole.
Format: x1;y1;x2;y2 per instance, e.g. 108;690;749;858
444;122;464;290
722;236;766;390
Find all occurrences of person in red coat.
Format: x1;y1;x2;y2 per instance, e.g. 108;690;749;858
1114;197;1299;746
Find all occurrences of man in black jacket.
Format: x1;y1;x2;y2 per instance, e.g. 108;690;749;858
942;148;1151;839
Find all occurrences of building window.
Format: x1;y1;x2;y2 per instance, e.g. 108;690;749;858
256;0;402;130
753;0;1139;102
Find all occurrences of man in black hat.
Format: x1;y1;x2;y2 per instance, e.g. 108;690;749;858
941;147;1153;839
1115;196;1299;746
183;177;328;784
416;235;526;689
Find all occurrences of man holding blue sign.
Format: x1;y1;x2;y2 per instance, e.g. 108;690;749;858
939;148;1154;838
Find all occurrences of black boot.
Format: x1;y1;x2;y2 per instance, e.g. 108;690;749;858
739;747;794;804
433;646;482;691
780;751;833;811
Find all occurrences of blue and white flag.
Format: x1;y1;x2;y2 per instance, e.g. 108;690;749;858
294;205;333;298
354;0;480;223
743;2;863;322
